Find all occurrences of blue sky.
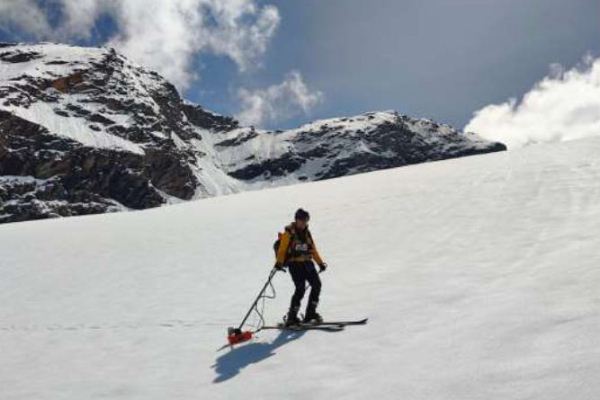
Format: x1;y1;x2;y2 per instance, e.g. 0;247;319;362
1;0;599;131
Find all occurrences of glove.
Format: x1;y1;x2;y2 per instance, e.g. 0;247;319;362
274;262;286;273
318;262;328;273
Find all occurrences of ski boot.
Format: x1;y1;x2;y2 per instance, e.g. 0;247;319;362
284;307;301;327
303;301;323;324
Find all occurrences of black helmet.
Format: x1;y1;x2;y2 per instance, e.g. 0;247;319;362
294;208;310;221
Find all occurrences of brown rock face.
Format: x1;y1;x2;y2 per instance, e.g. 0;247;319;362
50;72;85;93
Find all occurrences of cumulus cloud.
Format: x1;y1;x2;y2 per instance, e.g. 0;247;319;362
236;71;324;127
58;0;113;39
465;55;600;148
0;0;280;89
0;0;52;38
202;1;280;71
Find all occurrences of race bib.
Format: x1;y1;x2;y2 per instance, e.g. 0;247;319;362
294;243;309;253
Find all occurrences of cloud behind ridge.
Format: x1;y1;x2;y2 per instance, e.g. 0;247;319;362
465;55;600;149
236;71;324;127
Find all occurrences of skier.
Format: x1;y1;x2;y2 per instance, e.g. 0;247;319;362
274;208;328;326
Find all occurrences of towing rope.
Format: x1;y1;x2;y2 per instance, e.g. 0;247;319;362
249;278;277;332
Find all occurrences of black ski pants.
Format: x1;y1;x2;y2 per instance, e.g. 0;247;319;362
288;261;321;312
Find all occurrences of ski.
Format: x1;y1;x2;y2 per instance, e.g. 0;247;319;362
261;323;345;332
300;318;368;327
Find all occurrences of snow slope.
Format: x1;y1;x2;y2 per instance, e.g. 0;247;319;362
1;137;600;399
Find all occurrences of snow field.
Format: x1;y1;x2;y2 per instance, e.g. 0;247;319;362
1;137;600;399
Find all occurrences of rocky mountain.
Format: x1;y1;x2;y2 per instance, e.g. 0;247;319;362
0;43;506;223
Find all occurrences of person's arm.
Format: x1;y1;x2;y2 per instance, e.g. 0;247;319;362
275;231;291;266
311;240;325;266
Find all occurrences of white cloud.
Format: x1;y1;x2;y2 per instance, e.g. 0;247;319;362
465;55;600;149
0;0;52;38
0;0;280;89
202;1;280;71
106;0;280;88
236;71;324;127
58;0;113;39
107;0;207;89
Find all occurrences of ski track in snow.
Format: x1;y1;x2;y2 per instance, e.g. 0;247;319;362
1;138;600;399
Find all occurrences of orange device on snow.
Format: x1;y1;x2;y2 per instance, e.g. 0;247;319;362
226;268;278;346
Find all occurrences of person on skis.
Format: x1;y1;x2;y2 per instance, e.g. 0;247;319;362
274;208;328;326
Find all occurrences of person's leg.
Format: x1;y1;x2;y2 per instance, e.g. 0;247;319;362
287;262;307;323
304;262;322;320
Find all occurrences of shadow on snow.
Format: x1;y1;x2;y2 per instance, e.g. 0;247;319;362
212;329;306;383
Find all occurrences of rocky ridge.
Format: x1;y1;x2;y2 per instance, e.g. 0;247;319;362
0;43;506;223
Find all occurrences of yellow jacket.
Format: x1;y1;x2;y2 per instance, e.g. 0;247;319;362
275;223;324;266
